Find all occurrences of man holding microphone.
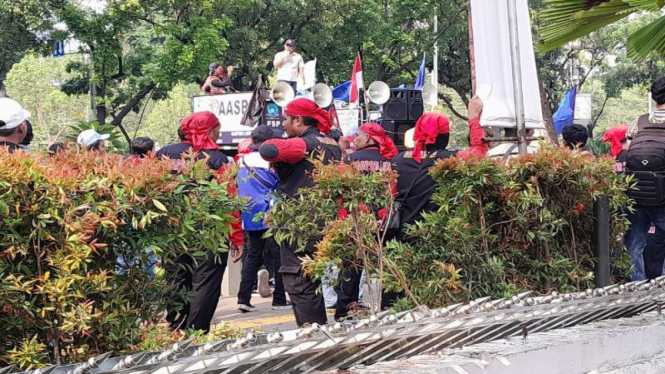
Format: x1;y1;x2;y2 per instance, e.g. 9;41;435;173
273;39;304;94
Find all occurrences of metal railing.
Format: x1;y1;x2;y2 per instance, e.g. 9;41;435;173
5;277;665;374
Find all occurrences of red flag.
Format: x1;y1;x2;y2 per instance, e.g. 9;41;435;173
349;53;364;104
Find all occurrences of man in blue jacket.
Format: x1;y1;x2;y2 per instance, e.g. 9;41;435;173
237;125;290;311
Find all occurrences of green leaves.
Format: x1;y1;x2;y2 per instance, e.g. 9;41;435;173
538;0;665;60
0;148;242;368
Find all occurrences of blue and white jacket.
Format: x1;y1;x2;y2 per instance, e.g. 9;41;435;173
237;151;279;231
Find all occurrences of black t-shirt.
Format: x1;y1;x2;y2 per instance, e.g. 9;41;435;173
156;142;229;171
273;127;342;197
393;148;457;226
343;146;392;173
0;141;23;153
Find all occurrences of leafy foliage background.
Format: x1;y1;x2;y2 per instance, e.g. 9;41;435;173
0;149;242;368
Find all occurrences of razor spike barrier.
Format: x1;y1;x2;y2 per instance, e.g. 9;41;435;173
23;282;665;374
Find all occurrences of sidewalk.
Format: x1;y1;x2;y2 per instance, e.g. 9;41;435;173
210;294;336;332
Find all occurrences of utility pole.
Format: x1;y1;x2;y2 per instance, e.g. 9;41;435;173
506;0;527;155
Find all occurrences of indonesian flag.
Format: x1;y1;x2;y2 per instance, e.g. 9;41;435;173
349;53;364;104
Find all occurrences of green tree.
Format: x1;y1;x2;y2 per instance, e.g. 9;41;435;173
53;0;231;139
0;0;53;80
138;83;200;148
5;54;89;147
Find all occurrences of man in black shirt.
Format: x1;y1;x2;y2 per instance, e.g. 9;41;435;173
259;98;341;327
335;122;398;319
157;111;244;333
0;98;31;153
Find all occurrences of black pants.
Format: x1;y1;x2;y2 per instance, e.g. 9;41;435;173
278;80;298;93
282;272;327;327
165;251;227;333
334;268;362;320
237;229;286;305
645;226;665;279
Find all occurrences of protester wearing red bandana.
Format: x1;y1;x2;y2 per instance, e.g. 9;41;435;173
392;96;488;231
156;111;244;334
259;97;342;327
333;122;397;320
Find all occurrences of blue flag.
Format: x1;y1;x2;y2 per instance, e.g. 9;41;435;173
553;87;577;135
414;54;426;90
332;80;351;102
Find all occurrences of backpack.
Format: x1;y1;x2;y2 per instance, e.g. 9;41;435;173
626;116;665;208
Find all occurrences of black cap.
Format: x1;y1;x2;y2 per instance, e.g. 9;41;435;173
208;62;220;73
250;125;283;149
652;76;665;105
285;39;295;46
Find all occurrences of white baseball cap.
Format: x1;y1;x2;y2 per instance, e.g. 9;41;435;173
77;129;110;148
0;98;31;130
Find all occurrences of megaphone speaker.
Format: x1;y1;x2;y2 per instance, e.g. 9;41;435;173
367;81;390;105
270;82;295;107
311;83;333;108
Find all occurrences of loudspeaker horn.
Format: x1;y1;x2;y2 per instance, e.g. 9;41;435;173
422;83;438;106
270;82;295;107
311;83;333;108
367;81;390;105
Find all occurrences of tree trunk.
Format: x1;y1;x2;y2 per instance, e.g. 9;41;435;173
539;81;559;146
94;83;107;124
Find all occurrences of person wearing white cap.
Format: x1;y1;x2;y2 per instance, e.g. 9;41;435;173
77;129;110;153
0;97;31;153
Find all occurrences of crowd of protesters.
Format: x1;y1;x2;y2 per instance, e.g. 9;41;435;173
2;76;665;331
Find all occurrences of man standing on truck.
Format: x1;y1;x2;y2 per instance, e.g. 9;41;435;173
273;39;304;94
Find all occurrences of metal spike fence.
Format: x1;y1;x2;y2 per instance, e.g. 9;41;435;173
5;278;665;374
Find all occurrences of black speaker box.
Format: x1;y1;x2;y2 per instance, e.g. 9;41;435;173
382;89;409;121
408;90;424;121
382;120;416;148
381;89;424;122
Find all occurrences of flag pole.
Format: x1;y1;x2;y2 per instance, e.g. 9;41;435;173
433;12;439;112
359;52;370;124
506;0;527;155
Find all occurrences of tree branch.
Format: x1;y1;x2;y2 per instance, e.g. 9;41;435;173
438;92;468;121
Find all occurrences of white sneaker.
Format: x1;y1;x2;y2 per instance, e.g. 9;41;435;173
237;303;256;313
258;269;271;298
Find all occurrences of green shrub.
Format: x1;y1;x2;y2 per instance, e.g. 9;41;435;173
271;146;632;311
0;148;242;368
390;146;632;307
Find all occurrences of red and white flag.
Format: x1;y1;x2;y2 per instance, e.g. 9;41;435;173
349;53;364;104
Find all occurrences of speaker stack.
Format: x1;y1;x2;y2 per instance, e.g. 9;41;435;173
381;89;424;146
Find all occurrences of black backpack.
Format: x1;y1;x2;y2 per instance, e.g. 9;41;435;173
626;125;665;208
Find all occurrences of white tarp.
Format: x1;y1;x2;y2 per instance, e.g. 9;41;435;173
298;59;317;91
470;0;544;129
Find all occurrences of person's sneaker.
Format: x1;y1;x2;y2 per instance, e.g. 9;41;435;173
271;301;293;310
257;269;271;298
237;303;257;313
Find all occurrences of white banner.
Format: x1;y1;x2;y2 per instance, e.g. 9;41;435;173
336;108;360;136
471;0;544;129
192;93;255;144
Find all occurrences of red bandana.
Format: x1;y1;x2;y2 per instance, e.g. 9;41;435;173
285;98;332;135
181;112;220;152
412;113;450;163
602;125;628;158
359;122;398;159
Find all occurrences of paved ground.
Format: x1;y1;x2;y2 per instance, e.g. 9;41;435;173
210;294;337;333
